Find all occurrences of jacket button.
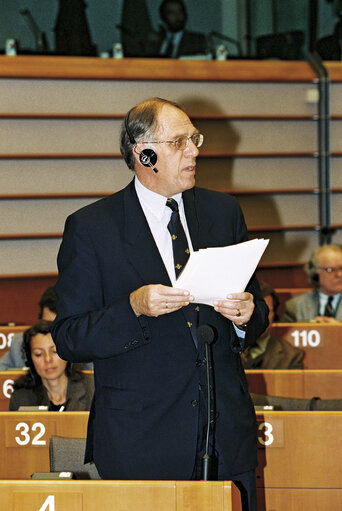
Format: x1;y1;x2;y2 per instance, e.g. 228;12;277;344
191;400;198;407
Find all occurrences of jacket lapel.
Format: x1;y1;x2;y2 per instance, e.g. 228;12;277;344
123;180;171;286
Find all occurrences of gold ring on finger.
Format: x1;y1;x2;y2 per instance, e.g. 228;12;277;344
236;309;241;317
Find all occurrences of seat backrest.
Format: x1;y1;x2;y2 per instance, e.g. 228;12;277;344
49;435;101;479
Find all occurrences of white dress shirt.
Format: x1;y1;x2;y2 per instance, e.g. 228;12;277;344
135;176;193;285
134;177;245;338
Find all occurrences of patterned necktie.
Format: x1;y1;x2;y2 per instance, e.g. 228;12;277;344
166;198;198;345
324;295;335;317
166;198;190;278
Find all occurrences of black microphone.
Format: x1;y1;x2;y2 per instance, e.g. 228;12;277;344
197;324;215;481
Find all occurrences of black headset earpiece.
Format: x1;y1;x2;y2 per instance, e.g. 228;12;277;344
125;110;159;173
139;149;158;171
307;259;319;284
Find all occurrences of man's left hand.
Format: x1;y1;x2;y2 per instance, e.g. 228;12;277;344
213;292;254;327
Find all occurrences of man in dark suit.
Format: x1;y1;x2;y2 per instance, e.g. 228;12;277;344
242;282;304;369
316;19;342;61
147;0;208;58
52;97;268;511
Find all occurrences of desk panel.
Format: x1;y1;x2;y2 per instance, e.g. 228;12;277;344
271;323;342;369
0;480;241;511
0;412;88;479
246;369;342;399
0;371;27;411
256;411;342;488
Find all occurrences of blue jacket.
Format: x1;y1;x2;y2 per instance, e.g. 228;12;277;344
52;180;268;480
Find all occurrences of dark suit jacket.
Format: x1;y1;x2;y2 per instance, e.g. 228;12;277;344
316;33;341;61
242;335;304;370
281;289;342;322
52;180;268;480
146;29;208;57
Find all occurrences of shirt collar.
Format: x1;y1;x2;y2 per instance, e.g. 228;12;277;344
134;176;182;221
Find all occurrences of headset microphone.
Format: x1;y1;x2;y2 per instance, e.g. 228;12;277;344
139;149;159;173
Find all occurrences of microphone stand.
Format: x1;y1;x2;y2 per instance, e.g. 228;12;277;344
201;341;213;480
196;324;215;481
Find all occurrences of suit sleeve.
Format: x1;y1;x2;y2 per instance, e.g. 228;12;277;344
51;213;151;363
280;299;298;322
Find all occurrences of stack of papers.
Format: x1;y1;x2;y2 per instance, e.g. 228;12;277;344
175;238;269;306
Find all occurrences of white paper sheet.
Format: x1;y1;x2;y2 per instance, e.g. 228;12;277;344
175;238;269;306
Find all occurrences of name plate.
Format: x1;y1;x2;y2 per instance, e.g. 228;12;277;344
5;418;56;447
257;418;284;448
13;492;82;511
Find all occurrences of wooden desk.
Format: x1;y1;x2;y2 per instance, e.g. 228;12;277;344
0;326;28;358
0;371;27;411
1;411;342;510
0;480;242;511
271;322;342;369
246;369;342;399
0;412;88;479
255;411;342;510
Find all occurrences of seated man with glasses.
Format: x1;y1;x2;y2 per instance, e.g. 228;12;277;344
281;244;342;323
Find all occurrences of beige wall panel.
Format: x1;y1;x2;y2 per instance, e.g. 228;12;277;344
1;119;317;154
0;198;99;235
331;157;342;186
254;231;320;263
331;194;342;223
0;239;60;274
0;119;119;154
330;83;342;115
330;120;342;152
196;157;317;190
239;195;318;227
0;156;317;195
0;159;132;194
0;79;317;116
197;120;317;153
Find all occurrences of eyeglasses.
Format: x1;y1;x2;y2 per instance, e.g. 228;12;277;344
141;133;204;151
317;266;342;274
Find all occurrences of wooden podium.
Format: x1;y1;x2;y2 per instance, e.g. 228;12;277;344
0;480;242;511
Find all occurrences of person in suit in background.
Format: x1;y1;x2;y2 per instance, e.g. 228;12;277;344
0;286;93;371
9;320;94;411
242;282;304;369
146;0;208;58
52;97;268;511
281;244;342;323
316;18;342;61
0;286;57;371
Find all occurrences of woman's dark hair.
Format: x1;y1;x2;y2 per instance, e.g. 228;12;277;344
37;286;57;319
14;320;79;391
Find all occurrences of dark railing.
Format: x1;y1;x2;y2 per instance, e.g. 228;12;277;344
308;51;332;245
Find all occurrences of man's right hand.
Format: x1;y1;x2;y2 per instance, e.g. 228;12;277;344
130;284;193;317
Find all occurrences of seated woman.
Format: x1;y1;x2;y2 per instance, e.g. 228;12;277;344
9;320;94;411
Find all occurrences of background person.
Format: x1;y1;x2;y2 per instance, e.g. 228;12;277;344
147;0;208;58
281;244;342;323
316;18;342;61
52;97;268;511
0;286;92;371
0;286;57;371
9;320;94;411
242;282;304;369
